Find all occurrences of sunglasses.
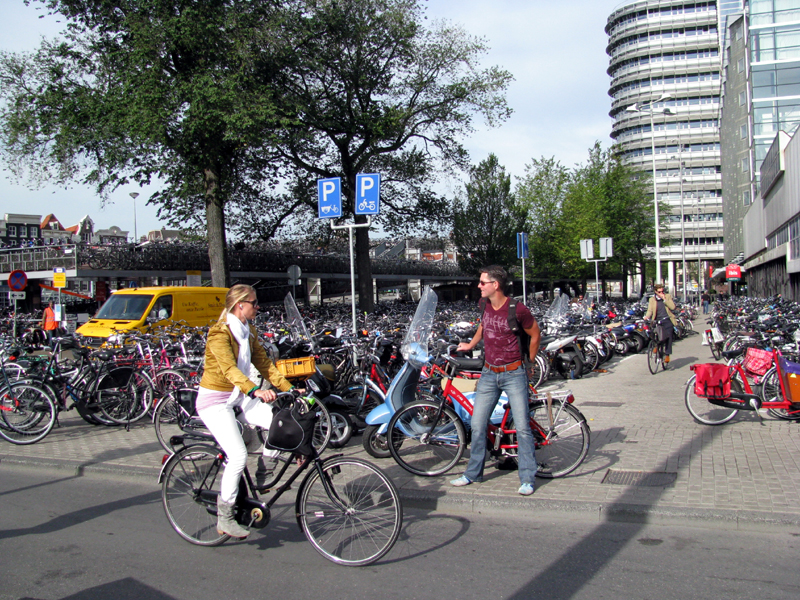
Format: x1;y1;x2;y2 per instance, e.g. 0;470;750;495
478;280;496;286
240;299;259;307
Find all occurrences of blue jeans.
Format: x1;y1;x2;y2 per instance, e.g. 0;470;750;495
702;301;709;314
463;366;537;485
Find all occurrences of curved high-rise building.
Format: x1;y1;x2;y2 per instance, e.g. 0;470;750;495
606;0;727;292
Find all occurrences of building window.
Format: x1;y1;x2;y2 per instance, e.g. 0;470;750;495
739;91;746;106
6;225;16;237
740;124;748;139
744;190;751;206
29;226;38;238
742;157;750;172
738;58;745;73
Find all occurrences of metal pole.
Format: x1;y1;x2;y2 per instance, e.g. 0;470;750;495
12;298;17;339
650;108;661;285
129;192;140;243
348;226;356;335
679;159;687;303
595;260;600;304
697;198;702;299
522;258;527;304
330;216;371;336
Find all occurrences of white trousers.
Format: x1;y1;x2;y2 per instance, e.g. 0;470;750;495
197;397;277;504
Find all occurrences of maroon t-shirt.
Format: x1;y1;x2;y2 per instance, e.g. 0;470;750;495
481;298;535;366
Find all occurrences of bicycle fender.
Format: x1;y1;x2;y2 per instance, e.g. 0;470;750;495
364;403;392;426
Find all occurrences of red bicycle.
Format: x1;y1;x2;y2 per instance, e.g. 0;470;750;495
685;349;800;424
385;353;590;478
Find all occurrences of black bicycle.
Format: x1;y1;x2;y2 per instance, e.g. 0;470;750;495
159;390;402;566
646;320;670;374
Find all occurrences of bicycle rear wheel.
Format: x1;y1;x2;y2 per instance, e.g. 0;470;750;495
525;400;590;478
387;400;466;477
0;382;56;445
162;444;229;546
296;457;402;566
684;374;740;425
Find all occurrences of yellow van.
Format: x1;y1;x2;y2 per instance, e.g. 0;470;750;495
76;286;228;341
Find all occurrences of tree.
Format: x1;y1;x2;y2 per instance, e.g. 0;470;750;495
515;157;570;286
0;0;296;286
452;153;521;274
268;0;512;311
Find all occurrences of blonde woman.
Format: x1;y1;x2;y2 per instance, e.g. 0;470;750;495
196;284;293;538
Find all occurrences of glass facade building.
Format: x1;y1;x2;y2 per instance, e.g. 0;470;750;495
606;0;725;291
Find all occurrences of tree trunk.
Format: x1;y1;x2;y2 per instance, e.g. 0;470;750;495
354;216;374;312
639;261;646;299
204;168;229;288
621;263;628;299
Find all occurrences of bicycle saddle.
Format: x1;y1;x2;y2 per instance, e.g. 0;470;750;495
452;356;484;371
721;348;744;360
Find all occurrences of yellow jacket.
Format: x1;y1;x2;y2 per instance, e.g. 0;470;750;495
199;319;293;395
644;293;678;327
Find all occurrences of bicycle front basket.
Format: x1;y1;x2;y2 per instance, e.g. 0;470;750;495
690;363;731;398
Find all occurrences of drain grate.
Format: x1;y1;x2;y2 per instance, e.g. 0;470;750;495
602;470;677;487
581;401;624;407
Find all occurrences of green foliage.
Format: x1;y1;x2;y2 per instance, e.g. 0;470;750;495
452;153;522;274
459;143;656;286
1;0;298;285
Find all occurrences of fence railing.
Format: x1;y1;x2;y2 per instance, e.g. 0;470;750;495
0;243;466;279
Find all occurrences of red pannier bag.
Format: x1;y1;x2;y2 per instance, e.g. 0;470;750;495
742;347;772;376
690;363;731;398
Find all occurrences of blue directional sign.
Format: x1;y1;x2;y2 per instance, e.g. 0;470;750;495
318;177;342;219
517;232;529;259
355;173;380;216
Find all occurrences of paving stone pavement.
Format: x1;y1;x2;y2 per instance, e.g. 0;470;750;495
3;323;800;529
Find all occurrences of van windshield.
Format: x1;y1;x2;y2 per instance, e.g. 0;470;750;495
95;294;154;321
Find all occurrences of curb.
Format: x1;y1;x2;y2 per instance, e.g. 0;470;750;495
5;454;800;532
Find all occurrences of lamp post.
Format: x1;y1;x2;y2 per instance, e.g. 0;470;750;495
697;196;702;299
626;94;673;285
679;162;687;303
129;192;139;243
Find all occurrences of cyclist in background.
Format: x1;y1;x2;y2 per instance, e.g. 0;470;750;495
645;283;677;369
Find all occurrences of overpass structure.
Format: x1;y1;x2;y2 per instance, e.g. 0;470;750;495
0;243;474;306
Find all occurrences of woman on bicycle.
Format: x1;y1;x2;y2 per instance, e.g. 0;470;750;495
196;284;295;539
645;284;678;369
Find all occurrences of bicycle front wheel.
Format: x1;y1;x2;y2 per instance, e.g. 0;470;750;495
526;400;590;478
646;341;660;374
387;400;466;477
684;374;740;425
162;444;229;546
296;457;402;566
0;382;56;445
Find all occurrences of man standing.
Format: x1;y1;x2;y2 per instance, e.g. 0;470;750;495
41;302;58;346
701;291;711;315
451;266;541;496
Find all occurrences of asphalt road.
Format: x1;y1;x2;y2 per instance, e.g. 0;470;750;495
2;467;799;600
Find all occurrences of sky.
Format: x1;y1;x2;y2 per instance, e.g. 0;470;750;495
0;0;626;237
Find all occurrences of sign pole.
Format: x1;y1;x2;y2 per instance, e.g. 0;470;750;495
331;217;372;335
522;258;527;303
13;298;17;339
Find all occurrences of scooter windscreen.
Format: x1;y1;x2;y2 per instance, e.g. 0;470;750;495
284;292;317;353
400;286;438;368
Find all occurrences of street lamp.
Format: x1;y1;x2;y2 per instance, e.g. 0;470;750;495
626;94;673;285
129;192;139;243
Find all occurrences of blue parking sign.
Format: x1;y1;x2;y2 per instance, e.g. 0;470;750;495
355;173;380;215
318;177;342;219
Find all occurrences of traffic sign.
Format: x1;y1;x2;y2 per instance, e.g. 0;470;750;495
318;177;342;219
517;232;529;259
53;267;67;288
8;270;27;291
8;291;25;300
287;265;302;286
355;173;380;215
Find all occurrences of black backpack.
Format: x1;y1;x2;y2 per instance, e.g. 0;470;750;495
479;297;532;362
